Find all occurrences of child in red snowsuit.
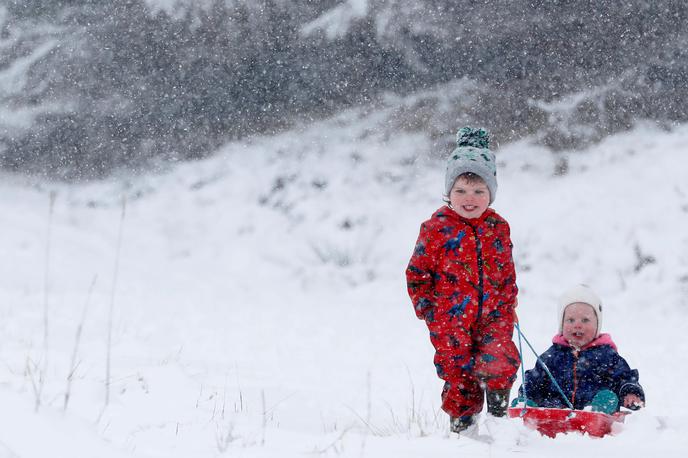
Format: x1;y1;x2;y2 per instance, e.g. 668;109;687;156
406;127;519;433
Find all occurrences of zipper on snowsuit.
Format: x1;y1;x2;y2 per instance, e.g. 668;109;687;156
466;222;484;321
571;351;579;407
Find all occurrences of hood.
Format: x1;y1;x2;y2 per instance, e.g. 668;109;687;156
552;333;617;352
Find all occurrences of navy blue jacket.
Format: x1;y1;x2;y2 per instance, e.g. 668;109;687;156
520;334;644;410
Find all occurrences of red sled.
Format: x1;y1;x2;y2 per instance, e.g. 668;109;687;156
507;406;628;438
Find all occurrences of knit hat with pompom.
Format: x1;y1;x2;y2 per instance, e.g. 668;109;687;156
444;127;497;204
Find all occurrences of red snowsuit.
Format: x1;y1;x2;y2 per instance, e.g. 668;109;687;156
406;206;519;417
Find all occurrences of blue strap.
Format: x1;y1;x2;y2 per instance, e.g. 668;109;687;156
515;321;529;416
515;322;574;410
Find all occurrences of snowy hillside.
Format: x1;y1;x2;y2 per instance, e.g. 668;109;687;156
1;108;687;457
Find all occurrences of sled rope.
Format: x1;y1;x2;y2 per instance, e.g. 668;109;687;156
515;320;529;415
515;323;574;410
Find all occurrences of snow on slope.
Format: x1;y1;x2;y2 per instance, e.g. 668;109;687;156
0;109;687;456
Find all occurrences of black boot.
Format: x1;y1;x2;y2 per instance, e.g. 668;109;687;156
486;390;510;417
450;415;475;433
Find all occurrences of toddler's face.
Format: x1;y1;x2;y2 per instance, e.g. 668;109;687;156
562;302;598;349
448;176;490;219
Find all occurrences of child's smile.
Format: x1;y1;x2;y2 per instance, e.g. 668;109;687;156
448;177;490;219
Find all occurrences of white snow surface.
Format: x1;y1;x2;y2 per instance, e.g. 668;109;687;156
1;109;687;457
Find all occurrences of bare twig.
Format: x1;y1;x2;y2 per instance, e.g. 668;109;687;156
26;356;41;407
104;196;127;410
64;275;98;412
309;427;351;455
345;405;383;436
359;370;372;454
261;390;267;446
36;190;57;412
215;421;237;453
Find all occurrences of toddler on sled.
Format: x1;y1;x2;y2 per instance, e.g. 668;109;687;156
516;284;645;414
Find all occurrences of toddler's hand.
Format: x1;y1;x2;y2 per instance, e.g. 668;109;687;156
623;394;644;410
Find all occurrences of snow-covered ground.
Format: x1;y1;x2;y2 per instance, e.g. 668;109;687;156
1;109;687;457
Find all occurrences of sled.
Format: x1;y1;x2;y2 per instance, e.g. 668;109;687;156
507;406;628;438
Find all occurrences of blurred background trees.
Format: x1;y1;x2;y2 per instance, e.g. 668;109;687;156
1;0;687;179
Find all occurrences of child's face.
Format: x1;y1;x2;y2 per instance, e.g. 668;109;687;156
562;302;598;349
448;176;490;219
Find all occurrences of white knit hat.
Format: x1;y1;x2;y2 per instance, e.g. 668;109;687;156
557;284;603;337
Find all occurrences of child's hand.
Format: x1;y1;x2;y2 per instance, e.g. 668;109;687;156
622;394;644;410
